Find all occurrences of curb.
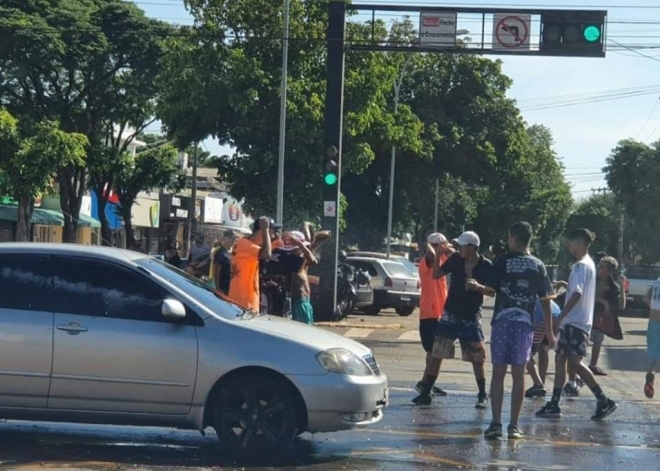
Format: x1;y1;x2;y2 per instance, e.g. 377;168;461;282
314;322;403;329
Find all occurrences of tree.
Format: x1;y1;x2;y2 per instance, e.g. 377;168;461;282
114;143;180;246
0;0;173;242
604;139;659;261
0;109;87;241
157;2;425;227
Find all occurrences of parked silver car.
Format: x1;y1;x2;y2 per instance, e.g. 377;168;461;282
0;244;388;451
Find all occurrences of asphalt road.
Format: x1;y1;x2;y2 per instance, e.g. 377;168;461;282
2;302;660;470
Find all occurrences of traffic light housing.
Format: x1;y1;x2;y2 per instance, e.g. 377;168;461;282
323;145;338;186
540;11;606;57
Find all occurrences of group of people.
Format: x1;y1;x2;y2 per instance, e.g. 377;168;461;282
165;218;330;325
414;222;627;439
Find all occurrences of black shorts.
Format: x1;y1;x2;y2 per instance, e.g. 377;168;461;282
557;324;589;358
419;318;439;353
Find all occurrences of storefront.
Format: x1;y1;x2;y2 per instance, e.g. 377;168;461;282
89;192;123;247
39;196;102;244
159;193;199;255
132;191;161;254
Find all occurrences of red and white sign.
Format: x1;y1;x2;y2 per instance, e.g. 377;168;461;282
323;201;337;218
493;13;531;51
419;11;457;48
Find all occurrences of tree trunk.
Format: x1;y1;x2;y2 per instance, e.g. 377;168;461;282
93;188;113;247
58;166;86;244
120;201;136;249
15;196;35;242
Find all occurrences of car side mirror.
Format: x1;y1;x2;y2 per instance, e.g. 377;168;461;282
162;299;187;320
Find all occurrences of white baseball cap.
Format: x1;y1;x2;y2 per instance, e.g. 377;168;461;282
427;233;447;245
456;231;480;247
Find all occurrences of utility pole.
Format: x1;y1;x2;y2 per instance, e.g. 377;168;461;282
433;178;439;232
618;208;624;263
276;0;291;225
187;142;198;254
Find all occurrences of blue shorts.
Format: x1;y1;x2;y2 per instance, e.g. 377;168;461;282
648;320;660;361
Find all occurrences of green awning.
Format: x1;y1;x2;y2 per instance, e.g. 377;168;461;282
32;208;65;226
78;213;101;228
0;205;17;222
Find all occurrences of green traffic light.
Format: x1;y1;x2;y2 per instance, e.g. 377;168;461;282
583;25;601;42
324;173;338;185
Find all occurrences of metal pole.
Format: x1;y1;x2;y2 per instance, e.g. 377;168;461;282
318;0;346;320
187;143;198;254
618;208;624;262
276;0;290;225
434;178;439;232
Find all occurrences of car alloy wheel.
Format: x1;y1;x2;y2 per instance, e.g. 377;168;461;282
213;376;297;452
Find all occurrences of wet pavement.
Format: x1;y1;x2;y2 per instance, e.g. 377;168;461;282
1;385;659;470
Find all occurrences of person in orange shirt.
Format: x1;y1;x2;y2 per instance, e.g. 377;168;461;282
415;232;454;396
228;217;281;312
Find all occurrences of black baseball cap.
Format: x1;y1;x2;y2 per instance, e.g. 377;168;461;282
251;217;283;233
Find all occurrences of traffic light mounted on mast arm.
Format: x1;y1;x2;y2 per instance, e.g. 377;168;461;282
540;11;606;58
323;146;339;186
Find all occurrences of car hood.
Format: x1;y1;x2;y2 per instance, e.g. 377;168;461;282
239;315;372;356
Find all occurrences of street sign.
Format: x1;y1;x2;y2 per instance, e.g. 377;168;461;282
323;200;337;218
419;11;457;47
493;13;531;51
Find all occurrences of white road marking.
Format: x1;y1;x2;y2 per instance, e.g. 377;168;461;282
397;330;420;342
344;328;374;338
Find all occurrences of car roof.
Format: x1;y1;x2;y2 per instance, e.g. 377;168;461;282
348;252;407;260
347;256;404;265
0;243;147;263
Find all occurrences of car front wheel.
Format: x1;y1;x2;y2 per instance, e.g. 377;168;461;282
213;376;298;452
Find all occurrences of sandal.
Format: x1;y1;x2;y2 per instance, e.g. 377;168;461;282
645;372;655;399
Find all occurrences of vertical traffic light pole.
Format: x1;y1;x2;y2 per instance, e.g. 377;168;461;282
318;0;346;320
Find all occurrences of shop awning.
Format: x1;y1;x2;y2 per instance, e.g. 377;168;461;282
78;213;101;228
0;205;64;226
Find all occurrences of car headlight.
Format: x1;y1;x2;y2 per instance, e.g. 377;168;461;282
316;348;373;376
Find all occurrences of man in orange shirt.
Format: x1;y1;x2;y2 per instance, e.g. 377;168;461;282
229;217;281;311
415;233;454;396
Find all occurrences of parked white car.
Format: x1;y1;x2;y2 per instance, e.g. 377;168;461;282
0;244;388;452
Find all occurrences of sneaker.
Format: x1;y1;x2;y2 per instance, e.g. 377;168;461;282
414;382;448;397
563;382;580;397
525;384;547;398
536;401;561;418
645;372;655;399
589;365;607;376
484;422;503;439
475;393;489;410
576;377;585;389
507;424;524;439
412;392;432;406
591;399;617;421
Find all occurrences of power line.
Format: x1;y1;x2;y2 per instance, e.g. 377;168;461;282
636;96;660;139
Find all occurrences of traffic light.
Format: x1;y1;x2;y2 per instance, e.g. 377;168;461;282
540;11;606;57
323;145;338;186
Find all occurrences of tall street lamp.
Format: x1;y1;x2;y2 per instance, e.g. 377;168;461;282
385;29;469;258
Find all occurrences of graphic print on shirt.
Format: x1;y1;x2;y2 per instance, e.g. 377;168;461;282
492;254;552;325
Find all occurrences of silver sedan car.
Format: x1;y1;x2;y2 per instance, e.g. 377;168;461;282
0;244;388;451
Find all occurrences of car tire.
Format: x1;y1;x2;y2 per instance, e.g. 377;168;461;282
395;306;415;317
213;376;298;453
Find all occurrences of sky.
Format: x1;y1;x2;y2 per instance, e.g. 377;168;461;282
135;0;660;198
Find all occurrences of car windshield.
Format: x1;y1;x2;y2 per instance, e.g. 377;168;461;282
135;257;249;321
382;261;414;278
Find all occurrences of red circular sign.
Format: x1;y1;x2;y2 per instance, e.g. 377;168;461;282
495;16;530;49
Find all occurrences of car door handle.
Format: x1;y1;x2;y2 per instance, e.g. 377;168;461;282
57;322;88;334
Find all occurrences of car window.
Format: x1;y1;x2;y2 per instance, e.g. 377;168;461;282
382;261;413;278
395;257;417;274
136;257;245;321
626;266;660;280
0;254;55;312
350;261;378;277
52;257;174;323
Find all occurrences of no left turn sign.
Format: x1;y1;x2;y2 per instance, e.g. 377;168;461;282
492;13;531;51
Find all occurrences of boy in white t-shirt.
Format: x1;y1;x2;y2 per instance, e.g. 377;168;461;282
537;228;617;421
643;278;660;398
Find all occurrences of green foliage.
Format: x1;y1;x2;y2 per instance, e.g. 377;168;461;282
604;139;660;262
0;0;173;241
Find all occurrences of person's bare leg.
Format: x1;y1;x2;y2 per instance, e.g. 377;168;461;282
590;340;602;368
527;357;544;386
567;361;577;382
568;355;612;408
554;353;567;393
420;356;443;390
510;364;526;425
538;349;549;385
490;364;507;424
